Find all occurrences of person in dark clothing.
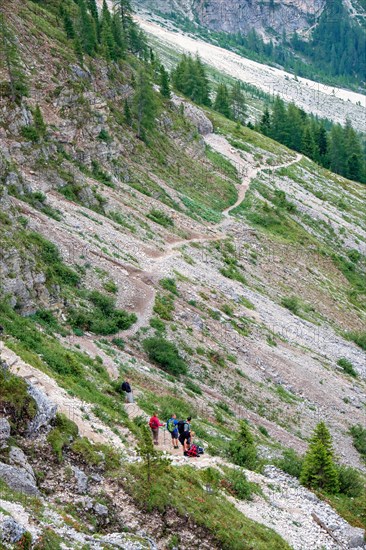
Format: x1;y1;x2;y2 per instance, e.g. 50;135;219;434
120;379;133;403
178;416;192;452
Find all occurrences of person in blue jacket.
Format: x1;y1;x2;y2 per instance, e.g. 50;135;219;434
166;413;179;449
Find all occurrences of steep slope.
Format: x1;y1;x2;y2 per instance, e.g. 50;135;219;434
0;1;366;549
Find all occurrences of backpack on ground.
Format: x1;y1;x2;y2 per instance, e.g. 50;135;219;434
177;420;186;435
185;445;199;457
167;418;176;433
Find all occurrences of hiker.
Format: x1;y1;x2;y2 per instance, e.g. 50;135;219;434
120;379;133;403
178;416;192;452
167;414;179;449
149;412;164;445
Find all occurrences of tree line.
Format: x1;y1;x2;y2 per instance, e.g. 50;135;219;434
259;97;366;183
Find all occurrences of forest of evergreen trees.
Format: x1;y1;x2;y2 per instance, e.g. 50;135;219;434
258;98;366;183
171;56;366;184
163;0;366;90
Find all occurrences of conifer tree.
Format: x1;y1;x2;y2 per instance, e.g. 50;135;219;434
328;124;346;176
270;96;290;145
228;421;258;470
259;107;271;136
159;65;171;99
134;68;157;141
63;10;75;39
124;98;132;126
302;125;317;159
300;422;339;493
214;83;231;118
78;0;97;56
34;105;47;137
230;81;247;123
0;13;27;102
113;0;132;32
100;0;117;61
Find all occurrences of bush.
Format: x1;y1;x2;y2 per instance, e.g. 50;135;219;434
160;278;179;295
147;209;174;227
149;317;166;332
275;449;303;478
0;369;37;433
225;469;253;500
98;129;112;142
337;358;358;377
153;294;175;321
281;295;300;315
344;331;366;351
228;421;258;470
47;413;79;462
350;424;366;460
337;465;364;497
143;337;187;376
21;125;39;142
185;380;202;395
112;337;125;350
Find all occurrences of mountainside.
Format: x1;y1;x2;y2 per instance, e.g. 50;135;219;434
134;0;326;36
0;1;366;549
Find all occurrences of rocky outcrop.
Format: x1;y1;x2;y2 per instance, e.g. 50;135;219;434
171;94;213;135
0;462;39;496
26;384;57;436
0;514;26;545
134;0;327;36
0;419;10;449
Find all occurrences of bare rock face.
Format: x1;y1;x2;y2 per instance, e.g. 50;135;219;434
26;384;57;437
0;514;26;545
171;94;213;135
134;0;327;36
0;462;39;496
0;418;10;449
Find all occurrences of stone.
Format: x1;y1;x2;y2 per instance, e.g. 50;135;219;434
94;503;108;516
0;514;25;544
9;447;36;481
26;384;57;436
342;526;366;548
171;94;213;135
0;418;10;449
72;466;88;494
0;463;39;496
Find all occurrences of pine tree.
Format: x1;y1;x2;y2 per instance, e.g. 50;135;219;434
0;13;27;102
316;124;328;161
113;0;132;32
124;98;132;126
328;124;346;176
300;422;339;494
100;0;117;61
259;107;271;136
214;83;231;118
230;81;247;123
34;105;47;137
137;426;170;486
301;125;317;159
134;68;157;141
270;96;290;145
286;103;305;152
78;0;97;56
228;421;258;470
159;65;171;99
172;54;211;107
63;10;75;39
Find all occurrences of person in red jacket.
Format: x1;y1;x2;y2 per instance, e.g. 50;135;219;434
149;412;164;445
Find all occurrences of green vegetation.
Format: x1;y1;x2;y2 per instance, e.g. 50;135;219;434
153;293;175;321
124;463;291;549
0;368;36;433
147;208;174;227
344;330;366;351
300;422;339;493
34;528;63;550
172;54;211;106
337;358;358;377
228;421;258;470
160;277;179;295
68;290;136;335
275;449;303;479
0;12;28;101
71;437;121;471
143;336;188;376
47;413;79;462
350;424;366;461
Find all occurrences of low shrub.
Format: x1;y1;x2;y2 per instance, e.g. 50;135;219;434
350;424;366;460
185;380;202;395
275;448;303;478
337;358;358;377
160;277;179;295
281;295;300;315
337;465;364;497
0;369;37;433
47;413;79;462
344;331;366;351
147;209;174;227
143;337;187;376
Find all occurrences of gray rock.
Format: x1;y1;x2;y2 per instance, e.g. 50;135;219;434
0;514;26;544
72;466;88;494
342;526;366;548
0;463;39;496
0;418;10;449
94;503;109;516
9;447;36;481
171;94;213;135
26;384;57;436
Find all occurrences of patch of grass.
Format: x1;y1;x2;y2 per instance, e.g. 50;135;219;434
0;369;37;433
274;449;303;479
123;464;290;549
281;295;301;315
153;293;175;321
160;277;179;295
33;528;63;550
149;317;166;332
337;358;358;377
185;380;202;395
47;413;79;462
143;337;188;376
103;280;118;294
147;209;174;227
71;437;121;472
276;386;298;403
344;331;366;351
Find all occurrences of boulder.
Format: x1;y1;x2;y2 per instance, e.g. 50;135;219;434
26;384;57;436
94;503;108;516
0;514;25;544
342;526;366;549
171;94;213;135
9;447;36;482
72;466;88;494
0;463;39;496
0;418;10;449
